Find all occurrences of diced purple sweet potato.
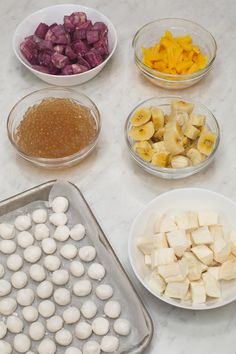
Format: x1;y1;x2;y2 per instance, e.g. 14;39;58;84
61;64;74;75
51;25;69;44
38;52;51;66
94;38;109;57
77;54;91;69
92;22;108;37
63;15;75;32
70;12;87;26
73;40;90;56
32;65;50;73
65;46;77;60
73;29;87;40
86;30;99;44
23;36;37;50
72;63;88;74
48;62;59;74
51;53;69;69
45;28;57;42
20;40;38;64
53;45;65;54
38;40;53;51
84;49;103;68
34;23;49;39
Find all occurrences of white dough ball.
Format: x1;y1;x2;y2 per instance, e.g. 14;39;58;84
24;246;42;263
0;298;17;315
92;317;109;336
79;246;96;262
34;224;49;240
38;338;56;354
32;209;47;224
82;340;100;354
0;223;14;239
51;269;69;286
0;240;16;254
6;315;23;334
55;328;72;346
0;280;11;296
63;306;80;324
38;300;55;318
81;300;97;319
29;321;45;341
113;318;131;336
11;271;27;289
0;264;5;278
41;238;57;254
49;213;67;227
15;215;31;231
66;347;82;354
100;336;119;353
7;254;23;271
70;224;85;241
46;315;63;333
17;231;34;248
51;196;69;213
75;322;92;340
53;288;71;306
69;261;84;277
53;225;70;242
22;306;38;322
104;301;121;319
73;280;92;297
29;264;46;282
0;321;7;339
37;281;53;299
0;340;12;354
13;333;31;353
60;244;77;259
95;284;113;300
44;255;61;271
17;288;34;306
88;263;105;281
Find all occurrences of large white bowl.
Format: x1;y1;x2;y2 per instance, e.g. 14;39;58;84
128;188;236;310
13;4;117;86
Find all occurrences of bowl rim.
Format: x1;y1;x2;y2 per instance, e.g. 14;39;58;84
132;18;217;80
124;95;220;177
128;187;236;310
12;3;118;78
7;87;101;165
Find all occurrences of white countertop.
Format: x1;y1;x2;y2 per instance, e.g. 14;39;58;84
1;0;236;353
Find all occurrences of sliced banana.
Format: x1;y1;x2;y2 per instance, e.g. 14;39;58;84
152;152;170;168
164;122;184;156
153;127;165;141
151;107;164;130
171;100;194;114
129;121;155;141
190;114;206;127
171;155;190;169
131;108;151;127
197;127;217;156
133;141;154;162
183;122;200;140
186;148;204;165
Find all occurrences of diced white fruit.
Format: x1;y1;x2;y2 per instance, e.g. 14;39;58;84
175;212;198;230
190;280;206;304
219;260;236;280
191;245;213;265
146;271;166;294
165;279;189;300
202;272;221;298
212;238;231;263
137;234;167;255
198;211;218;226
183;252;207;281
183;290;191;301
154;233;169;248
145;255;151;266
159;216;177;233
207;266;221;280
158;261;187;283
179;258;189;279
166;230;188;257
209;225;224;241
228;231;236;256
191;226;214;245
151;248;176;267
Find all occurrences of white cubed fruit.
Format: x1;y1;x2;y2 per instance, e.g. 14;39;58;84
146;271;166;294
175;211;198;230
191;226;214;245
190;280;206;304
191;245;213;266
159;216;177;233
219;260;236;280
209;225;224;241
158;260;187;283
198;211;218;226
165;279;189;300
183;252;207;281
212;238;231;263
207;266;221;280
151;248;176;267
202;272;221;298
166;230;189;257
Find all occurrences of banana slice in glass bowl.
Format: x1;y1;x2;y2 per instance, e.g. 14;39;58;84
124;96;220;179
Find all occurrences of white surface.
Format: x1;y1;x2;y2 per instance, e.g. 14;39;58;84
1;0;236;353
13;4;117;86
129;188;236;309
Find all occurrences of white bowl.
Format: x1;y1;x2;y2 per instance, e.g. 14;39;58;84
128;188;236;310
13;4;117;86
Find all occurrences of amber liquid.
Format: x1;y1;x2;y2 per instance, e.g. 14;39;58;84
16;98;97;159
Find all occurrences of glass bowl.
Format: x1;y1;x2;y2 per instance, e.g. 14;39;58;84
7;87;101;168
124;96;220;179
133;18;217;89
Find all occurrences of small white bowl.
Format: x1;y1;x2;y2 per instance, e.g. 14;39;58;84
129;188;236;310
13;4;117;86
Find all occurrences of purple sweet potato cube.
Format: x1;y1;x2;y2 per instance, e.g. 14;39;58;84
53;45;65;54
84;49;103;68
65;46;77;60
92;22;108;37
73;40;89;56
61;64;74;75
77;54;91;69
34;23;49;39
70;12;87;26
86;30;99;44
51;52;69;69
72;63;88;74
38;52;51;66
94;37;109;57
38;40;53;51
64;15;75;32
